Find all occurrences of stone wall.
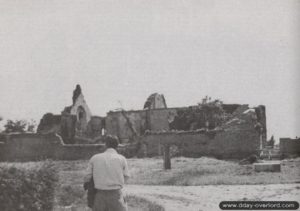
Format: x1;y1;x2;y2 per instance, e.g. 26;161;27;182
86;116;105;138
0;133;60;161
70;93;92;134
37;85;95;142
105;110;147;142
143;93;167;109
0;141;5;161
142;128;261;159
148;108;177;131
37;113;62;134
280;138;300;157
105;104;267;146
0;133;137;162
60;114;77;144
105;108;179;142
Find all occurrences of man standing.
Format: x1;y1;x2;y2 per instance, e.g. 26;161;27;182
85;135;130;211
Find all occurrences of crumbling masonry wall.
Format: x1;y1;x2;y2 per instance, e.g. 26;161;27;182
0;133;136;161
105;108;178;142
142;128;261;159
280;138;300;157
105;105;266;145
105;111;147;142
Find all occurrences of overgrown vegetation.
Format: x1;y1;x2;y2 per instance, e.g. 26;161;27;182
0;161;58;211
169;96;228;131
2;119;36;133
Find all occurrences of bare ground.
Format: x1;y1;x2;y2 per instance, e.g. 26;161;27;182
53;157;300;210
125;184;300;211
55;184;300;211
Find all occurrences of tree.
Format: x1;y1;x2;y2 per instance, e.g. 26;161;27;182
27;120;37;133
198;97;225;129
169;96;226;131
3;119;36;133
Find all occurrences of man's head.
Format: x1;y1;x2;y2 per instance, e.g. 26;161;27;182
105;135;119;149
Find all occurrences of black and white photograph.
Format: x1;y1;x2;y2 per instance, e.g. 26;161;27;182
0;0;299;210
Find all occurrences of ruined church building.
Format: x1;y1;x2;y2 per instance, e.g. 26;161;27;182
35;85;267;159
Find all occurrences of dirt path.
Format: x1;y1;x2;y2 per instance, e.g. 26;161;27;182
125;184;300;211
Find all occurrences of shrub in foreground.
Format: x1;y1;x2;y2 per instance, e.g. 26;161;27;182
0;161;58;211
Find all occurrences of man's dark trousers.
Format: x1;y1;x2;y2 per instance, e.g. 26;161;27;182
93;189;127;211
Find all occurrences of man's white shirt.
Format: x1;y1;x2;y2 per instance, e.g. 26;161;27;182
85;148;130;190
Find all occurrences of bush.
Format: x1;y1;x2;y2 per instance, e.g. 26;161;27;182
0;161;58;211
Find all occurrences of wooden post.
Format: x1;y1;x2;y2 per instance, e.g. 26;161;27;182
163;144;171;170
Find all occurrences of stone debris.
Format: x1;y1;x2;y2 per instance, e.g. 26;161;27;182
254;161;281;172
239;154;259;165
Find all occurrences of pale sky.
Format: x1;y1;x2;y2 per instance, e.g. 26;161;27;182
0;0;299;140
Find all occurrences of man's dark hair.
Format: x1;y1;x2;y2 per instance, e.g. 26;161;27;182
105;135;119;149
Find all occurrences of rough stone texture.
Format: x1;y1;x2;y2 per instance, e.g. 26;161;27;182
62;92;92;136
105;108;178;142
221;104;241;114
69;94;92;125
72;84;82;105
106;110;147;142
86;116;105;138
280;137;300;157
54;143;106;160
148;108;177;131
37;113;77;144
142;128;261;159
0;133;137;161
60;114;77;144
37;113;61;134
0;133;60;161
254;162;281;172
143;93;167;109
106;103;267;150
36;87;267;155
37;85;99;142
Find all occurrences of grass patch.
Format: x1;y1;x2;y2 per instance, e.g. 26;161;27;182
3;157;298;210
53;157;300;187
53;183;165;211
126;195;165;211
56;185;85;206
126;157;300;185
